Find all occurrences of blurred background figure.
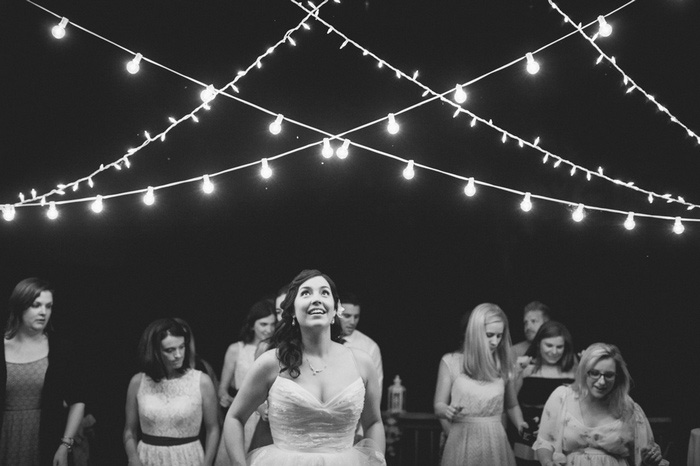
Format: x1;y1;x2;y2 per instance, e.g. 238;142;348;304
1;277;86;466
123;318;219;466
513;321;576;466
512;301;551;361
533;342;666;466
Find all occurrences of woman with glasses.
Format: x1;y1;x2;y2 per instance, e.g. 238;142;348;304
532;343;665;466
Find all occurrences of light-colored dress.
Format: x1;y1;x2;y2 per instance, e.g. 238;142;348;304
247;376;386;465
137;369;204;466
440;353;516;466
0;357;48;466
532;385;658;466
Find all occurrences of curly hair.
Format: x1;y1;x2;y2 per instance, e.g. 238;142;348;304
137;318;192;383
5;278;54;339
269;269;344;378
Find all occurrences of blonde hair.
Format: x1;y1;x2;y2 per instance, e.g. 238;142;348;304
572;342;633;418
462;303;514;381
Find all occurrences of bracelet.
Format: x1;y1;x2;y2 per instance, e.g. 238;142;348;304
60;437;74;452
60;442;73;452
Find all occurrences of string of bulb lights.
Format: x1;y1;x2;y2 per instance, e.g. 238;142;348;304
548;0;700;149
1;0;697;235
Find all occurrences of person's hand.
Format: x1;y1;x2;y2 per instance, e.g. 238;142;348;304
516;356;532;369
52;444;69;466
517;421;529;436
256;401;269;421
437;404;463;422
219;393;233;408
641;444;663;465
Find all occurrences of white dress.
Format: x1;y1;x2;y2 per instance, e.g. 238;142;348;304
247;376;386;465
136;369;204;466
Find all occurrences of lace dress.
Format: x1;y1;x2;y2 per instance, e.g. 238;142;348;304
0;357;48;466
439;353;515;466
137;369;204;466
247;376;386;465
532;385;659;466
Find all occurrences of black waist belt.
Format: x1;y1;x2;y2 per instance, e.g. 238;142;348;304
141;433;199;446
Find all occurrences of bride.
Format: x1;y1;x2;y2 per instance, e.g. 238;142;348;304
222;269;386;466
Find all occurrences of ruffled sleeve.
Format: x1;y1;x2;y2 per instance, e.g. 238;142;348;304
532;385;570;464
629;401;669;466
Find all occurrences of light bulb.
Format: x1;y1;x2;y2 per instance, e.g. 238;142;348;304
260;159;272;179
321;139;334;158
269;114;283;135
470;117;477;127
47;202;59;220
143;187;155;206
526;52;540;75
673;217;685;235
91;195;104;213
2;205;16;222
464;178;476;197
200;85;216;104
597;16;612;37
387;113;400;134
403;160;415;180
520;193;533;212
336;139;350;159
202;175;214;194
126;53;143;74
52;17;69;39
454;85;467;104
572;204;585;222
624;212;635;230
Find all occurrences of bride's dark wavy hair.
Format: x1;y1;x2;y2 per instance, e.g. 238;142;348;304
269;269;344;378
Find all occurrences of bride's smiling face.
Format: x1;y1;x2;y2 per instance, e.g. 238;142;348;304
294;276;336;328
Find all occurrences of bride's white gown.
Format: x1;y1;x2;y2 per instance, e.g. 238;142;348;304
247;376;386;465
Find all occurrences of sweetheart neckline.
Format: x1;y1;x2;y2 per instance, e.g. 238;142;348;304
274;376;363;406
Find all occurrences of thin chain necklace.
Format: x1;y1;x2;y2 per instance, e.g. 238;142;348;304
307;357;327;376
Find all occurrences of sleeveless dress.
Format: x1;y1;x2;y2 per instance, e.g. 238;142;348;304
0;357;48;466
440;353;516;466
246;376;386;465
137;369;204;466
532;385;661;466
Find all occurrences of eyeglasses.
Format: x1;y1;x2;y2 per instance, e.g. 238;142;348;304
587;369;616;381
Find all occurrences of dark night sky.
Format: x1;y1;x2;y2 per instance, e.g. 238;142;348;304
1;0;699;463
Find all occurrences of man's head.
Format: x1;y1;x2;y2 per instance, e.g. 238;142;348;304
523;301;551;343
339;292;361;337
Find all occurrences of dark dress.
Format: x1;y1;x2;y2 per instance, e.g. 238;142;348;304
1;337;86;466
514;376;574;465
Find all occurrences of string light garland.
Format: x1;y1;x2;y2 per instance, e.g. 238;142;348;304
548;0;700;147
1;0;698;236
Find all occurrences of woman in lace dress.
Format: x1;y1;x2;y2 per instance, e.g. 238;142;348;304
434;303;528;466
123;318;220;466
532;343;666;466
1;278;86;466
222;269;386;466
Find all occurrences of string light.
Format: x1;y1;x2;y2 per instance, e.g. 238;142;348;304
525;53;540;75
91;195;104;213
51;17;69;39
336;139;350;159
202;175;214;194
200;85;216;104
520;193;533;212
260;158;273;179
2;205;16;222
597;15;612;37
453;85;467;104
269;114;284;135
387;113;400;134
143;187;155;206
572;204;585;222
402;160;415;180
321;138;334;158
47;202;59;220
126;53;143;74
673;217;685;234
464;178;477;197
623;212;635;230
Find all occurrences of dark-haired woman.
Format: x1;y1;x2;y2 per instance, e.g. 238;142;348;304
123;318;219;466
222;269;386;466
513;321;576;465
1;278;85;466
